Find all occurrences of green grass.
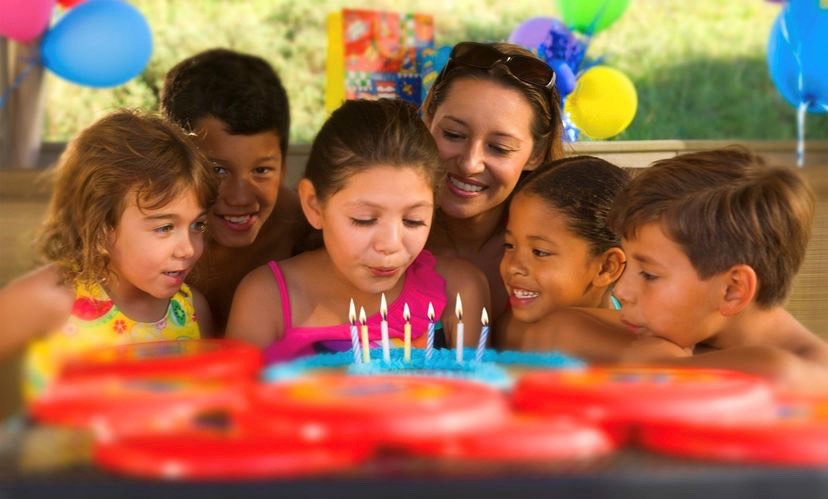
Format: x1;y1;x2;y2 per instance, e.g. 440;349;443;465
41;0;828;144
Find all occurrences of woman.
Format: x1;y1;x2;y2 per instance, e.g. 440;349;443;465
422;41;565;324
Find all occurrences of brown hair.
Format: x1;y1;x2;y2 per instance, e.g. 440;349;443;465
608;146;815;307
37;109;218;286
515;156;630;256
161;48;291;157
421;42;564;165
304;98;443;201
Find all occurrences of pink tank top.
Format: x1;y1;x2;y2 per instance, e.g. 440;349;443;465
263;250;446;363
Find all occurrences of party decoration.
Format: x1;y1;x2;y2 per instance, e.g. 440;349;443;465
562;111;581;142
538;20;586;73
564;65;637;139
419;45;451;103
0;0;55;43
766;2;828;113
508;16;559;51
549;60;576;97
40;0;152;88
556;0;631;35
58;0;84;7
325;9;435;113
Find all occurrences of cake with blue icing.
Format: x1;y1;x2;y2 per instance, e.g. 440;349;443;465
262;347;584;390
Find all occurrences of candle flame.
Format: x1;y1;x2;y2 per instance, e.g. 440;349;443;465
427;302;435;321
380;293;388;319
359;306;367;325
455;293;463;321
481;307;489;326
349;298;356;325
403;303;410;322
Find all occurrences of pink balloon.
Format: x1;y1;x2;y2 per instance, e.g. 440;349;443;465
0;0;56;42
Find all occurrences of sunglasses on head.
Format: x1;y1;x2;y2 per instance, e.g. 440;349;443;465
441;41;556;90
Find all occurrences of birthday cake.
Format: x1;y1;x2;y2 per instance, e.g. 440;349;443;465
261;348;584;390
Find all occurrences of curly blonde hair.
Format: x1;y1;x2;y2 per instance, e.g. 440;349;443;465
36;109;218;286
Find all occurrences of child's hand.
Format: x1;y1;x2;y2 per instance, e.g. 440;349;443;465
620;335;692;363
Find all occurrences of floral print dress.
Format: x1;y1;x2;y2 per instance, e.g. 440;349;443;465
23;282;201;401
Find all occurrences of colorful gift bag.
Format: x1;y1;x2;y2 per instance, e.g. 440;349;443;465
325;9;434;112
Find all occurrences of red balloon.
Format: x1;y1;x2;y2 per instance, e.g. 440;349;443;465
58;0;84;8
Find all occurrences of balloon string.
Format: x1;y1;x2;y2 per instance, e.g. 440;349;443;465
779;5;808;167
0;56;38;110
796;100;806;167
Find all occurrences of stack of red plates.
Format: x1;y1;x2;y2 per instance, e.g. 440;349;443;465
94;428;375;480
640;395;828;465
402;413;615;462
247;374;510;448
58;339;262;383
512;367;778;442
30;375;251;438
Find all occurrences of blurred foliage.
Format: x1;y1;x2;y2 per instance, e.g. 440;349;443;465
42;0;828;144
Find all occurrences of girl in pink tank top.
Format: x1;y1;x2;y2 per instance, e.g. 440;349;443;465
226;99;490;362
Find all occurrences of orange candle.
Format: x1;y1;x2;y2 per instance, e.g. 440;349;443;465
359;306;370;363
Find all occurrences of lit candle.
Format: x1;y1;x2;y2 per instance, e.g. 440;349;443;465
455;293;464;363
359;306;370;363
426;302;435;362
349;299;361;364
403;303;411;363
476;307;489;362
380;293;390;363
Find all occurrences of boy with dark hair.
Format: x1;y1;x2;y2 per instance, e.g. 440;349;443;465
161;48;310;331
608;146;828;393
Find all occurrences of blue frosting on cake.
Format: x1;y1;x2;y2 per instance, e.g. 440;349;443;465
261;348;584;390
346;348;512;389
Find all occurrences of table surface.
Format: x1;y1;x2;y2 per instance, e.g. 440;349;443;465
1;418;827;499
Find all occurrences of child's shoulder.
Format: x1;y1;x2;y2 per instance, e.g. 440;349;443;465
433;254;489;289
254;187;311;260
238;250;320;296
1;264;75;307
0;264;76;349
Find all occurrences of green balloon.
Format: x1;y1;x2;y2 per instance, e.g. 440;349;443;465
556;0;630;35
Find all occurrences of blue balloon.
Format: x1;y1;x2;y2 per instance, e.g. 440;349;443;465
550;59;576;97
41;0;152;88
767;2;828;113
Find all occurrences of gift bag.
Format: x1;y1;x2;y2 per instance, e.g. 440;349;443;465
325;9;434;112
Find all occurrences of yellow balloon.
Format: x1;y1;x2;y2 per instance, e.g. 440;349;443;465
565;66;637;140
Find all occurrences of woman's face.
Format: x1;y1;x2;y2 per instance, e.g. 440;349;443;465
426;78;539;220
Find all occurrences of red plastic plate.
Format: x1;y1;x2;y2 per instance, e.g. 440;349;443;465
94;429;374;480
59;339;262;383
640;395;828;465
251;374;510;446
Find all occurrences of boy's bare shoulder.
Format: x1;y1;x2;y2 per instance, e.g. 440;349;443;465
254;186;312;261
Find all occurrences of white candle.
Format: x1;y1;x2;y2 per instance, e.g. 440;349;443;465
403;303;411;363
349;299;361;364
380;293;390;363
359;306;370;363
425;302;435;362
476;307;489;362
455;293;463;363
